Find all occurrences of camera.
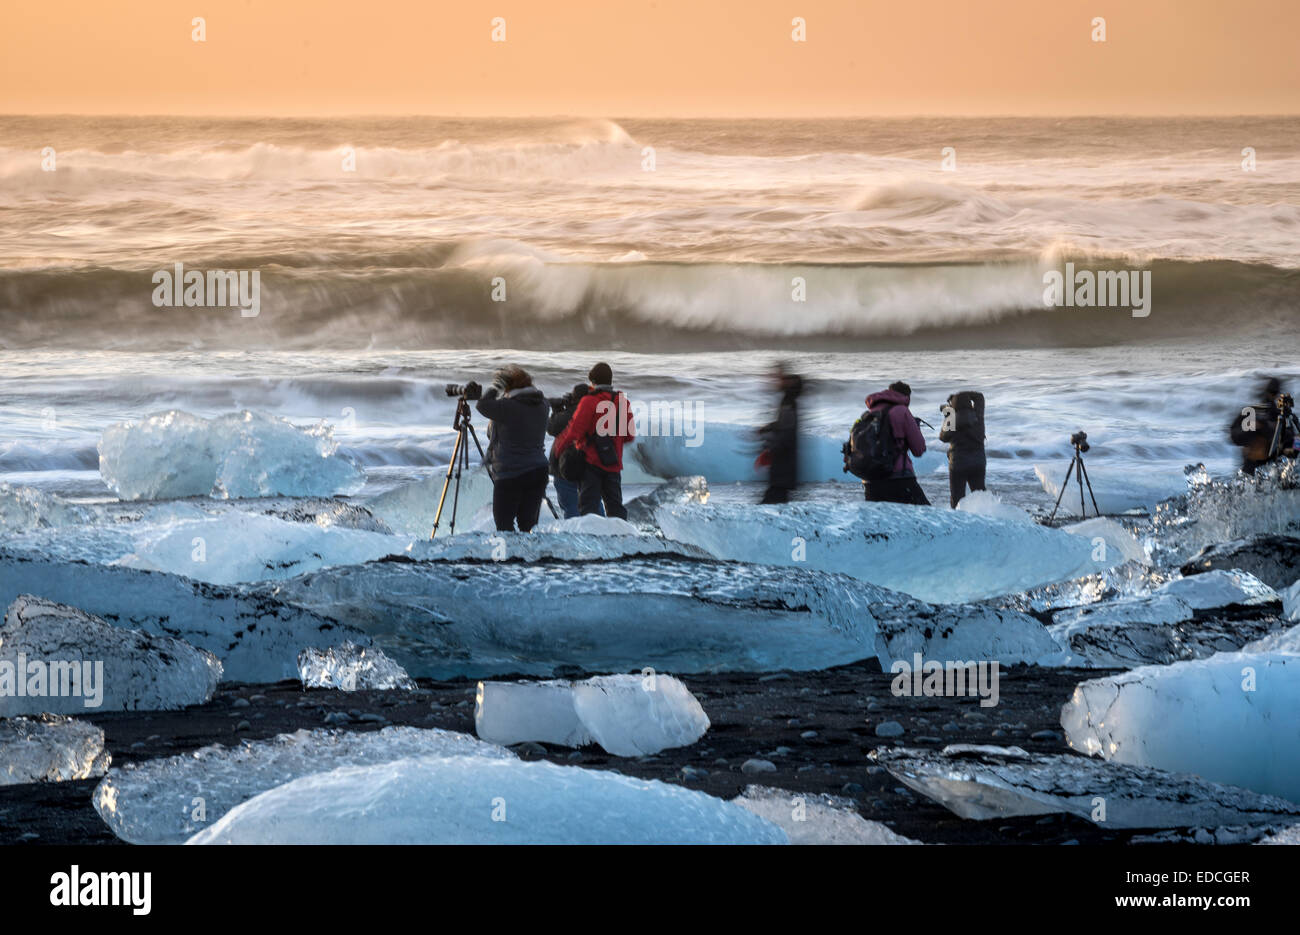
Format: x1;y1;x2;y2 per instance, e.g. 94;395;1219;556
445;382;481;401
1070;431;1090;452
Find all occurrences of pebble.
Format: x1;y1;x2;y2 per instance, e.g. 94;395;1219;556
941;721;960;732
991;728;1008;738
234;719;251;731
323;711;350;726
915;735;942;744
867;701;882;712
759;673;790;682
865;765;884;776
800;730;818;739
515;742;547;757
772;746;793;756
841;782;866;798
874;720;905;738
713;758;729;766
740;758;777;774
231;697;251;708
679;765;708;781
567;751;583;761
356;713;387;724
1031;729;1062;741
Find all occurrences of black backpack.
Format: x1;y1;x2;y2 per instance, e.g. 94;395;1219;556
586;391;623;469
846;406;898;481
947;390;985;446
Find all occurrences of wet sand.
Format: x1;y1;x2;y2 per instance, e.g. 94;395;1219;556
0;660;1151;845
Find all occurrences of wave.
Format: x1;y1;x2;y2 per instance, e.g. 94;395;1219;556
0;246;1295;351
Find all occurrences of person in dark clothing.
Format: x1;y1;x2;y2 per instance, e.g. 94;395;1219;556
758;364;802;504
860;381;930;505
547;383;603;519
470;364;550;532
553;361;636;520
938;390;987;508
1230;376;1298;475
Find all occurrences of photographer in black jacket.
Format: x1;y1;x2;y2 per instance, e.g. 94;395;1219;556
465;364;550;532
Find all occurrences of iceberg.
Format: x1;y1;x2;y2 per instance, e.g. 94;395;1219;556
118;509;410;585
99;409;365;501
298;641;415;691
1034;462;1185;515
1150;466;1300;564
93;726;513;844
873;744;1300;829
1285;579;1300;623
1060;653;1300;803
0;595;221;714
0;549;367;683
1;715;110;785
0;483;89;532
1150;569;1279;610
655;501;1112;602
364;467;494;538
734;785;921;844
475;673;709;756
185;754;788;844
873;599;1062;668
624;475;709;526
1179;535;1300;590
271;554;878;679
955;490;1034;524
1060;517;1149;566
407;529;709;563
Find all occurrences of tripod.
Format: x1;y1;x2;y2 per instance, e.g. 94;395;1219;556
1266;400;1300;461
430;394;558;538
1048;439;1100;524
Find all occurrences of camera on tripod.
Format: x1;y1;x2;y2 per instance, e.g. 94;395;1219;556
1070;430;1089;452
1278;393;1294;415
445;382;481;401
1048;429;1100;524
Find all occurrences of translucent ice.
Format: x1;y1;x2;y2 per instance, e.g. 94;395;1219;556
185;755;788;844
407;529;709;564
955;490;1033;524
475;673;709;756
1061;653;1300;803
1179;535;1300;590
0;715;110;785
1151;569;1279;610
272;555;878;678
94;726;512;844
99;409;365;501
624;475;709;526
364;467;493;538
1150;464;1300;564
1060;517;1149;566
873;599;1062;668
734;785;921;844
0;595;221;714
298;641;415;691
874;744;1300;828
655;501;1111;602
119;510;410;585
0;549;366;682
0;483;89;532
1034;462;1185;515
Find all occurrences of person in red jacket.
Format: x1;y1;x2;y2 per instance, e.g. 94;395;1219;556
553;362;636;519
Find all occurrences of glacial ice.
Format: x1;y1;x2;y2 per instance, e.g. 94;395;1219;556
1151;569;1279;610
475;673;709;756
1243;623;1300;655
406;529;709;563
0;483;89;532
1179;535;1300;590
654;501;1112;602
0;549;367;682
118;509;410;585
734;785;920;844
1060;517;1149;566
1285;579;1300;623
1257;825;1300;845
1048;600;1283;669
0;715;110;785
364;467;494;538
93;726;513;844
0;595;221;714
1150;464;1300;564
298;641;415;691
1060;653;1300;803
624;475;709;526
955;490;1034;524
99;409;365;500
1034;462;1186;515
631;424;860;484
270;555;878;679
185;754;788;844
872;599;1063;668
873;745;1300;828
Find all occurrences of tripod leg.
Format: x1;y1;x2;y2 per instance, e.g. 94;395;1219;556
449;424;470;536
1047;454;1076;524
431;427;464;538
1077;459;1086;518
1077;456;1101;517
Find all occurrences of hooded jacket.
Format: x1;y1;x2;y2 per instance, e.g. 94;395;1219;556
476;385;549;480
864;388;926;477
760;376;802;489
554;385;636;473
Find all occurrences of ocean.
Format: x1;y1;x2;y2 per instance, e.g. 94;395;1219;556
2;115;1297;507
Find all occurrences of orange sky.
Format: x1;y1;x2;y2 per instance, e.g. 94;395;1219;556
3;0;1296;116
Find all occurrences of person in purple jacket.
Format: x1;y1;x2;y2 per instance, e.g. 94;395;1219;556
861;381;930;505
